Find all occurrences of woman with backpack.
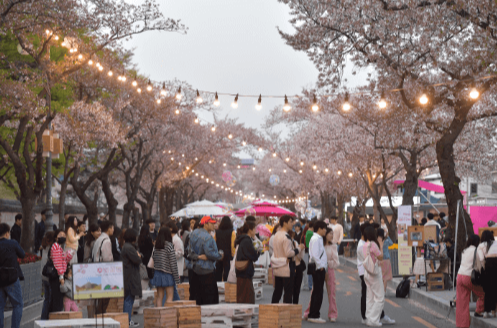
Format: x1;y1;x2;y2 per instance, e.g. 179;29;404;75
234;221;260;304
456;234;484;327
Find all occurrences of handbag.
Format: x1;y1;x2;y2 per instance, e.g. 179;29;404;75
147;249;155;268
227;246;238;284
235;260;249;271
363;242;379;275
139;263;149;280
471;248;483;286
42;248;59;280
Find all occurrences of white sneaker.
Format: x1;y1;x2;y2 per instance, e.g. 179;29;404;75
302;316;308;321
381;315;395;325
129;321;139;327
362;319;368;325
329;317;337;322
366;320;382;327
308;318;326;324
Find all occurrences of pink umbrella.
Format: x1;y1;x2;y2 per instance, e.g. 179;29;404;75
234;204;295;217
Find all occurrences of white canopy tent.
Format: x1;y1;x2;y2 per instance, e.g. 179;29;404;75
169;200;229;218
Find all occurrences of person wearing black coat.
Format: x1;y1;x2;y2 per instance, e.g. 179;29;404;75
10;214;22;245
121;230;142;326
215;216;234;282
138;226;154;279
235;222;260;304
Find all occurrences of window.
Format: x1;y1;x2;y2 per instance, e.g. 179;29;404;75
470;183;478;196
492;182;497;194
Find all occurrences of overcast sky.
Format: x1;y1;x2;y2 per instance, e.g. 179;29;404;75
125;0;319;131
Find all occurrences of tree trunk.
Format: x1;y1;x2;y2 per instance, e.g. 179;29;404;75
100;175;118;227
58;180;69;229
436;115;473;252
402;156;418;206
122;203;133;229
132;207;141;230
20;196;36;253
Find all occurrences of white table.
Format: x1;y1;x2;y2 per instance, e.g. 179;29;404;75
35;318;120;328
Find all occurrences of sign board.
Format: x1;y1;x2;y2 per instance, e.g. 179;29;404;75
407;226;424;247
72;262;124;300
397;205;413;275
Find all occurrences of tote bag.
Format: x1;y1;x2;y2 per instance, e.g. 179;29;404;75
227;246;239;284
363;242;379;275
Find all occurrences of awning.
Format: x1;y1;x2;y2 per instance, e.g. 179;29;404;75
393;180;466;194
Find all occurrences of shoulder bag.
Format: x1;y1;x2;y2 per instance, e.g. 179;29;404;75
147;248;155;268
471;248;483;286
363;242;379;275
227;246;239;284
42;247;59;280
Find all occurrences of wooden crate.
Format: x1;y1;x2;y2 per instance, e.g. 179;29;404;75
163;303;201;328
143;307;178;328
103;313;129;328
49;311;83;320
177;283;190;300
224;282;237;303
106;298;124;312
427;273;445;291
259;304;301;328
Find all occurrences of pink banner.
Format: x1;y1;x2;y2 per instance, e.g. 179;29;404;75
468;206;497;234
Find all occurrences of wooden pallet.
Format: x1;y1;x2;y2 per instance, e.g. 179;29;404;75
133;290;155;314
201;316;251;328
48;312;83;320
177;283;190;300
259;304;301;328
253;269;268;284
254;287;263;301
201;304;258;318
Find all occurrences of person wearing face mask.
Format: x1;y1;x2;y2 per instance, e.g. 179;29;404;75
49;229;72;314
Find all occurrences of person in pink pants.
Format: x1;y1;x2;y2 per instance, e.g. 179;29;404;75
456;235;484;328
303;228;339;322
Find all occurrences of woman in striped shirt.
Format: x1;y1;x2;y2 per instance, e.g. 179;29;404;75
49;229;71;313
151;227;180;306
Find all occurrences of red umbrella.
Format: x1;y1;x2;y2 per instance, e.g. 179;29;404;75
234;204;295;217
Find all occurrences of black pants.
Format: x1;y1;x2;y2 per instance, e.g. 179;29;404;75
195;271;219;305
215;259;231;282
484;258;497;312
188;269;197;301
293;266;304;304
272;276;294;304
360;275;384;320
309;269;326;318
48;279;64;313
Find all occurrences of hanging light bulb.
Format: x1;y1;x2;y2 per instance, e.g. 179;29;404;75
311;94;319;112
337;170;342;175
283;169;287;173
342;92;351;111
242;141;246;146
196;90;202;103
88;58;93;65
160;83;167;96
299;170;303;174
300;161;304;166
228;132;233;139
213;92;220;107
45;29;51;35
419;89;429;105
137;88;142;93
283;95;291;112
175;109;180;115
54;35;59;41
194;117;199;124
312;163;317;170
78;54;83;60
231;94;238;109
272;152;277;157
252;167;255;171
121;71;126;82
269;168;272;172
348;172;353;177
146;79;152;92
211;125;216;132
469;86;480;100
258;147;262;152
285;157;290;162
107;67;113;76
378;90;387;109
325;168;329;173
223;163;227;167
175;86;182;100
156;99;161;104
256;94;262;110
98;66;103;72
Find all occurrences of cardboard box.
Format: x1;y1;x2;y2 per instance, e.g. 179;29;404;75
224;282;237;303
259;304;301;328
143;307;177;328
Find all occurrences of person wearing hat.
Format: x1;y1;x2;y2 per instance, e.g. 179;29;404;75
185;216;224;305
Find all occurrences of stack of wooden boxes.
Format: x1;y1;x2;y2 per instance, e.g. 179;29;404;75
48;312;83;320
427;273;445;291
143;307;178;328
177;283;190;300
164;301;201;328
224;282;237;303
106;298;124;312
259;304;301;328
103;313;129;328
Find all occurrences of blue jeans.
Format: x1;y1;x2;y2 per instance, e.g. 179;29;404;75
123;291;135;323
0;279;23;328
162;285;180;306
41;280;51;320
306;254;313;290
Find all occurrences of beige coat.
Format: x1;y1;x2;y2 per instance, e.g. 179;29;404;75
272;231;298;277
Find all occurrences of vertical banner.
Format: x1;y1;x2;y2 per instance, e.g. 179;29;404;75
397;205;413;275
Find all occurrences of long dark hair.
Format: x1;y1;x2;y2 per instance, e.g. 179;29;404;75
271;223;280;236
65;216;78;234
138;225;151;246
465;234;480;249
180;220;190;237
377;228;385;241
156;227;172;249
239;221;256;235
363;226;379;248
218;216;233;231
42;231;56;249
481;230;494;252
324;227;333;246
86;224;100;246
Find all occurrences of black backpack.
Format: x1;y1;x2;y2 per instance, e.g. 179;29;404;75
396;278;410;298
